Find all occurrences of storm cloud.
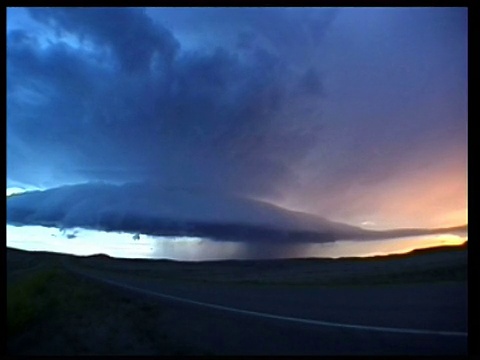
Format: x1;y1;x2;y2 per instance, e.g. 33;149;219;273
7;7;334;199
7;7;467;238
7;182;467;247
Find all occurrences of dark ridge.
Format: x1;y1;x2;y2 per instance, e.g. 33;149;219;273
335;241;468;262
6;247;69;259
7;241;467;265
397;241;467;256
84;253;113;260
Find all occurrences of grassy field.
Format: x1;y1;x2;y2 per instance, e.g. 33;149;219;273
7;244;467;355
69;243;468;288
7;250;211;355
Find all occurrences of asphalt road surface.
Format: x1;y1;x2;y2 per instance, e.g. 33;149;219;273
63;259;468;355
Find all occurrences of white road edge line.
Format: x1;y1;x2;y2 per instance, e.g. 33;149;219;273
69;266;467;338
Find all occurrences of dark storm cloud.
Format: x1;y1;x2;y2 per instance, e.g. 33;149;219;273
7;183;466;245
298;68;323;96
7;7;467;231
5;182;347;243
7;7;332;196
28;7;179;73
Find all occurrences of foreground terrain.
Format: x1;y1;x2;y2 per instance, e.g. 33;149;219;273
7;244;468;355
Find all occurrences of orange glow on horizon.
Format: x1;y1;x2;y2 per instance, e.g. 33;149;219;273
357;234;467;258
307;233;467;259
278;143;467;231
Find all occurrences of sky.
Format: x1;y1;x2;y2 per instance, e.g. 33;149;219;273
6;7;468;260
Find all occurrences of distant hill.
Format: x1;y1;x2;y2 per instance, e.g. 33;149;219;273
7;240;467;265
394;241;467;257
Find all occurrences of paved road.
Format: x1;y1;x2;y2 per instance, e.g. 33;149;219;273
64;260;468;355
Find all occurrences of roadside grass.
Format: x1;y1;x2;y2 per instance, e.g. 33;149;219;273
71;252;467;289
7;267;58;337
7;265;104;338
227;263;468;288
7;263;211;355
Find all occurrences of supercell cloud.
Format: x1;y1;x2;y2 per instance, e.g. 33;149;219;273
7;8;467;250
8;7;333;198
6;182;467;245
